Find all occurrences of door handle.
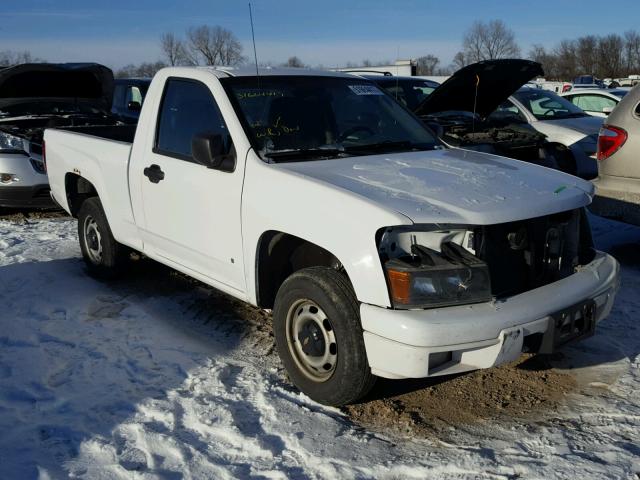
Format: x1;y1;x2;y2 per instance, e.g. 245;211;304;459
143;164;165;183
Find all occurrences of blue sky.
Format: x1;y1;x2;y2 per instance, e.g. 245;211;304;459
2;0;639;70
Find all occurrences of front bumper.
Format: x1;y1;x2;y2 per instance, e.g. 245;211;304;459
361;251;619;379
590;175;640;226
0;152;51;208
0;184;54;208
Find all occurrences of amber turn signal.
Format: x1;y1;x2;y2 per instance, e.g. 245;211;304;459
386;268;411;304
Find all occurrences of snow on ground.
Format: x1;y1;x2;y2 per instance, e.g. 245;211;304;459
0;215;639;479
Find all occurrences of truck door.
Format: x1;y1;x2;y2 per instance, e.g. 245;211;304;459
137;77;246;293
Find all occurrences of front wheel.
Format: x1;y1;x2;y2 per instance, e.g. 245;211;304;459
77;197;129;278
273;267;376;406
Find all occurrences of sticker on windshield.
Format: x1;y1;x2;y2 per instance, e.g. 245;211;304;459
348;85;384;95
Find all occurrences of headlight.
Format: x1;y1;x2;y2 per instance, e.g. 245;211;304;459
384;241;492;309
0;131;25;152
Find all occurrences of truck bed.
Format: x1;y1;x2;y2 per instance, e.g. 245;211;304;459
56;124;136;144
44;126;139;249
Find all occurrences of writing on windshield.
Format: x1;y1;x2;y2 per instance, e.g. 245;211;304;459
221;76;438;161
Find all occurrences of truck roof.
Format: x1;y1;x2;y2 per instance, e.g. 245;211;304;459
163;65;356;79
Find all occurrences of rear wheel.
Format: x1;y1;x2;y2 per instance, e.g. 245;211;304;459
77;197;129;278
273;267;376;406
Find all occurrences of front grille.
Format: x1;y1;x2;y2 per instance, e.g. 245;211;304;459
474;209;595;298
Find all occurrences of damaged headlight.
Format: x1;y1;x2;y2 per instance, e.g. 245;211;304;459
0;131;25;153
383;236;492;309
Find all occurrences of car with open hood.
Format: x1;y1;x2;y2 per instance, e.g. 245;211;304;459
371;60;602;179
0;63;120;208
366;61;554;170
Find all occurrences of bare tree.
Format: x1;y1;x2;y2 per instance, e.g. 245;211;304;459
528;44;557;78
0;50;44;66
462;20;520;63
116;61;166;78
528;44;546;64
415;55;440;75
160;33;191;66
283;56;305;68
624;30;640;73
597;34;625;78
451;51;466;70
552;40;577;80
575;35;598;75
186;25;244;66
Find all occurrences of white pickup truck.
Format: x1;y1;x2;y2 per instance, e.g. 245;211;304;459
45;67;620;406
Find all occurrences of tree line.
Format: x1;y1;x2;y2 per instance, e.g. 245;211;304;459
529;32;640;80
4;21;640;81
0;50;44;66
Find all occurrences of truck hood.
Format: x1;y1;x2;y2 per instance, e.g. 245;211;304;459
415;59;543;118
0;63;114;113
275;148;594;225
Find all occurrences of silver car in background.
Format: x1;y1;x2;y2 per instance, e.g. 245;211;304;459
495;88;604;179
590;84;640;226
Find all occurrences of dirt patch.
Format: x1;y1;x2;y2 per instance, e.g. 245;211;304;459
345;353;576;438
0;208;69;222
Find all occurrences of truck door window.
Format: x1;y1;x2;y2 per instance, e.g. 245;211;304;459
155;78;228;160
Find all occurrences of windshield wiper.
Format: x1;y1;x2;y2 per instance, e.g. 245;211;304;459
263;148;348;161
344;140;434;154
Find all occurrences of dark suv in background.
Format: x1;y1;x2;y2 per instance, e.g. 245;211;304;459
111;78;151;123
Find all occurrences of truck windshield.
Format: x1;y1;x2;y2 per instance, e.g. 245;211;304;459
221;76;438;161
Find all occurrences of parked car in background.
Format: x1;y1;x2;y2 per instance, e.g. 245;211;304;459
358;74;439;111
590;84;640;226
573;75;604;89
561;88;630;117
0;63;119;208
44;66;619;406
491;87;603;178
369;60;556;169
111;78;151;123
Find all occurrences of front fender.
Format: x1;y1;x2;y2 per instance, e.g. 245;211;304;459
241;154;412;307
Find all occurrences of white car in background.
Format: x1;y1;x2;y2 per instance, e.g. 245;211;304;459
561;88;630;117
492;88;604;179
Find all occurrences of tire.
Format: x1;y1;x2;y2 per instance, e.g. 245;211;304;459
77;197;128;278
273;266;376;406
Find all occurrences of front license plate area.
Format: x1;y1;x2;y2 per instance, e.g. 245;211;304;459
550;299;597;349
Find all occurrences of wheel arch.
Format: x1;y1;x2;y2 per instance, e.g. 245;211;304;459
254;230;353;309
64;173;99;217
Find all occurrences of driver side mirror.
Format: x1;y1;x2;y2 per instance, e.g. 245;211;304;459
191;132;236;172
127;101;142;112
